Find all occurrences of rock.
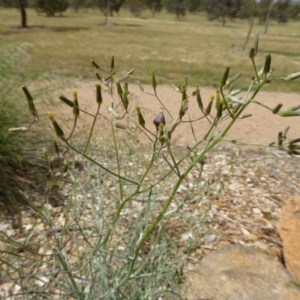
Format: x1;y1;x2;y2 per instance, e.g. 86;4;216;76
279;195;300;282
180;244;300;300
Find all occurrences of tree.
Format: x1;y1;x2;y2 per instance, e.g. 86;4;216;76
126;0;145;17
0;0;28;28
164;0;187;20
32;0;69;16
144;0;163;16
205;0;242;26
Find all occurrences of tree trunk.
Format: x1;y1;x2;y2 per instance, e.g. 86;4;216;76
265;0;275;34
243;0;256;50
18;0;27;28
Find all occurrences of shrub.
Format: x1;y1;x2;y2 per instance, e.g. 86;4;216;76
1;35;300;298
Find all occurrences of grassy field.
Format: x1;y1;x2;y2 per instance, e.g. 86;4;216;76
0;8;300;91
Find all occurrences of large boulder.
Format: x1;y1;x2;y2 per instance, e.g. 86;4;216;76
180;244;300;300
279;195;300;282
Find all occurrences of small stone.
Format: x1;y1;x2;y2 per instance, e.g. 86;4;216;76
252;208;261;214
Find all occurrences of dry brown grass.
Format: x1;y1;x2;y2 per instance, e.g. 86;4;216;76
0;8;299;91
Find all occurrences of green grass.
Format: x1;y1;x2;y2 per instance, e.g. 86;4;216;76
0;8;300;91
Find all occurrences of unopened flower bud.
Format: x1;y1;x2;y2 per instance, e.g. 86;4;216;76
195;85;203;110
91;60;100;69
249;47;256;59
22;86;37;118
59;95;74;107
153;110;166;131
263;54;271;75
136;106;145;128
220;66;230;87
73;91;79;117
96;84;102;106
151;71;157;90
205;96;214;116
272;103;283;114
52;138;60;157
47;114;64;138
111;55;114;71
181;84;187;102
179;99;188;119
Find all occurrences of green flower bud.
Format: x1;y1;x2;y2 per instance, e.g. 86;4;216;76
59;95;74;107
95;84;102;105
220;66;230;87
52;138;60;157
115;123;127;129
240;114;252;119
73;91;79;117
249;47;256;59
195;85;203;110
96;73;101;80
22;86;37;118
111;55;115;71
272;103;283;114
179;99;188;119
136;106;145;128
279;108;300;117
122;82;129;109
289;138;300;144
181;84;187;102
116;81;123;97
263;54;271;75
278;131;283;146
91;60;100;69
151;71;157;90
47;114;64;138
205;96;214;116
159;123;165;145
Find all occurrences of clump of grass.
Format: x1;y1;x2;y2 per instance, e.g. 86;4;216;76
0;45;54;210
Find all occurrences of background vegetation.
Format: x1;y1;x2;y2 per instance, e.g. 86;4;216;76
0;3;300;92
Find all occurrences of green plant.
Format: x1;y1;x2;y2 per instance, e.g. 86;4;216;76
1;34;300;299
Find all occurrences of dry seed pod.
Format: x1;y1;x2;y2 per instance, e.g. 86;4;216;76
108;107;121;119
195;85;203;109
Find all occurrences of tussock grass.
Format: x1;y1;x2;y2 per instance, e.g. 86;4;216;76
0;8;299;91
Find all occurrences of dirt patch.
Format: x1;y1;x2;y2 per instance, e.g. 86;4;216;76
55;81;300;148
